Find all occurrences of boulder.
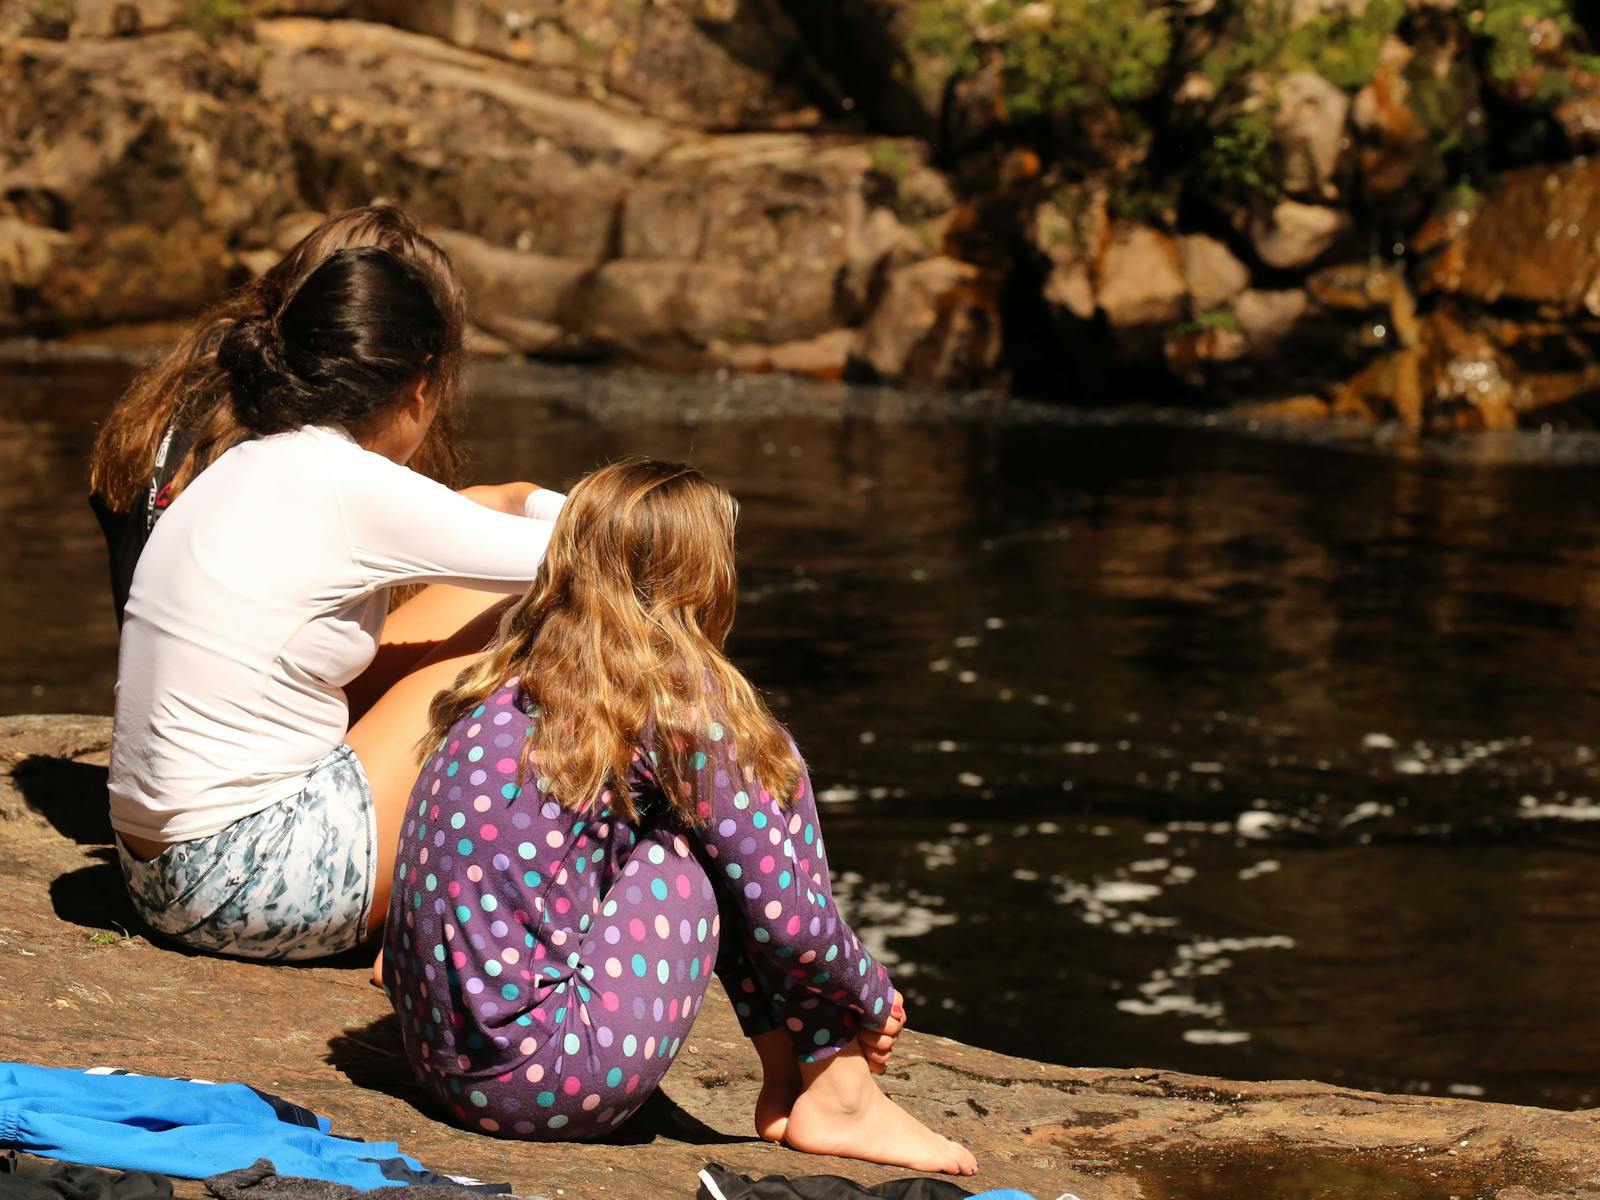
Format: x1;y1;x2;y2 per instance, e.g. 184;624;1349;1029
1248;201;1345;271
854;256;987;381
1274;71;1349;200
1095;224;1187;327
0;218;70;324
1178;233;1250;314
1234;288;1311;349
428;230;596;355
708;328;857;380
1033;190;1109;322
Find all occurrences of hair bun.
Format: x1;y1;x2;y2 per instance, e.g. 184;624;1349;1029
217;316;304;433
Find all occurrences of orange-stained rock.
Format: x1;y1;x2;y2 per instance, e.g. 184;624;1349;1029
1420;157;1600;315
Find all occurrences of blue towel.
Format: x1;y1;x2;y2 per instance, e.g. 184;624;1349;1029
0;1063;500;1192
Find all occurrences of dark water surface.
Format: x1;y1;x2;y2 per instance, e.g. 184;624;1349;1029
7;356;1600;1109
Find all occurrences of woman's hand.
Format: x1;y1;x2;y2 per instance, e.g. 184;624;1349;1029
858;990;906;1074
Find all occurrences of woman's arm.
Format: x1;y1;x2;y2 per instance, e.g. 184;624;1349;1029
457;482;567;519
341;452;556;592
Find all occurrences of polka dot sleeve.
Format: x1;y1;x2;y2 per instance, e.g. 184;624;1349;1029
688;724;898;1045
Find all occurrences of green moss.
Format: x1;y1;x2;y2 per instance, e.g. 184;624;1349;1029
1177;309;1243;335
184;0;251;40
1458;1;1600;112
1110;180;1179;224
905;1;984;95
914;217;946;253
871;140;915;182
909;0;1171;122
1038;207;1072;245
1047;185;1104;249
1204;0;1405;93
1469;0;1584;85
1281;0;1406;90
1196;103;1280;201
1405;66;1471;150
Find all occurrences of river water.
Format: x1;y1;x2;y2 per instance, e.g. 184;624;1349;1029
7;355;1600;1110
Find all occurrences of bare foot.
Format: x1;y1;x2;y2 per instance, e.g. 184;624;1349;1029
370;948;384;990
752;1030;802;1142
784;1043;977;1176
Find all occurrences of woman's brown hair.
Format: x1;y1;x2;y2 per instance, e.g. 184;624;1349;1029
424;458;803;825
88;205;466;510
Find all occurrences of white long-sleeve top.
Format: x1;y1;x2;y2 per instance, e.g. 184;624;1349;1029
110;424;555;842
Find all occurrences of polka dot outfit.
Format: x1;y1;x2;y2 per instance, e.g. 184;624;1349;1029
381;683;896;1140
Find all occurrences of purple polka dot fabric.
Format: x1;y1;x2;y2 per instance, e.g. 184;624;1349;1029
380;682;895;1140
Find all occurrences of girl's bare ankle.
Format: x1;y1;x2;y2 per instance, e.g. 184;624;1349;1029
797;1046;876;1110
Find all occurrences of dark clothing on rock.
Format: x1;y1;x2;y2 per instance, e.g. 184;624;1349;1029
695;1164;974;1200
0;1151;172;1200
205;1162;546;1200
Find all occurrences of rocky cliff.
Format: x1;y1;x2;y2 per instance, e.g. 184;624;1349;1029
3;714;1599;1199
6;0;1600;428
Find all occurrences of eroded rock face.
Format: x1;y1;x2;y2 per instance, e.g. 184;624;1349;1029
357;0;826;131
0;30;296;331
9;0;1600;420
0;13;957;380
2;715;1599;1200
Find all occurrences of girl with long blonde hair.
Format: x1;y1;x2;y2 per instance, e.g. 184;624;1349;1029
381;459;978;1176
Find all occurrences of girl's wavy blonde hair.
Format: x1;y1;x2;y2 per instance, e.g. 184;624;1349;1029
424;458;802;825
89;205;465;510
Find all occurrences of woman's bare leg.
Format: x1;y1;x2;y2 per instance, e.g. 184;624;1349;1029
345;585;509;722
345;596;515;939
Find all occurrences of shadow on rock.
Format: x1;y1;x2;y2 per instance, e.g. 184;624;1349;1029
49;852;139;934
327;1013;428;1113
327;1013;751;1147
13;754;113;845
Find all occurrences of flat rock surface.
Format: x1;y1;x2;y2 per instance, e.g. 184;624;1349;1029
2;716;1597;1199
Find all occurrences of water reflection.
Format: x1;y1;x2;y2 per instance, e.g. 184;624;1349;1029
6;356;1600;1108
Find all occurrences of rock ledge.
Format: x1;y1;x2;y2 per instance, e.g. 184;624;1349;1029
2;715;1596;1199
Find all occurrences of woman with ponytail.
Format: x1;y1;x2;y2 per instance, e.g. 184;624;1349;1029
109;244;561;962
89;206;466;625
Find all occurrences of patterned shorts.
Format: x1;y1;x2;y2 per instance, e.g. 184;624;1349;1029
117;744;376;961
